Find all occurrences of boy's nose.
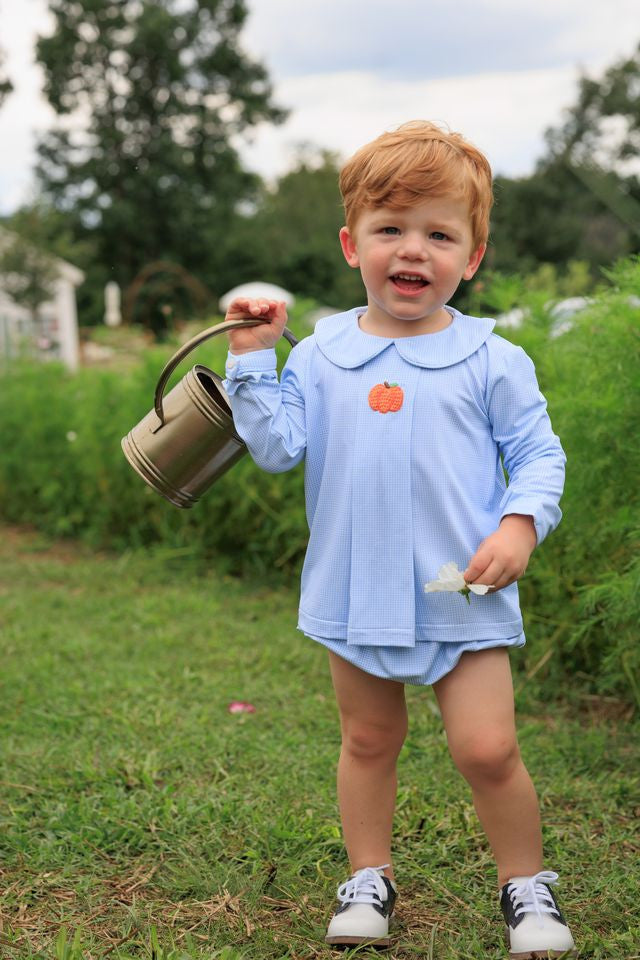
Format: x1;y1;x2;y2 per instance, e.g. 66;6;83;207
398;234;427;259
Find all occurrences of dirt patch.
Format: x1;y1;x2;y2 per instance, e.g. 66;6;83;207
0;863;453;959
0;523;107;567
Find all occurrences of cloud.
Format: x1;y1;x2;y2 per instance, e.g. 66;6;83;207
0;0;55;211
235;64;579;182
1;0;638;213
243;0;640;81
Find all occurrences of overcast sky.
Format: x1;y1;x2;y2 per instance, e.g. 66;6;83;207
0;0;638;213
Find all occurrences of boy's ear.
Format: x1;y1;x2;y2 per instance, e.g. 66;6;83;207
463;243;486;281
339;226;360;268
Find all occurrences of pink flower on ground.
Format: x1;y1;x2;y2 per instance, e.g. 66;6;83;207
228;701;256;714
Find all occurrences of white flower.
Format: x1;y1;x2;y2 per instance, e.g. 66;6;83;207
66;430;77;443
424;561;493;603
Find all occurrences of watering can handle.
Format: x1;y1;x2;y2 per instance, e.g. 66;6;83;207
153;319;299;425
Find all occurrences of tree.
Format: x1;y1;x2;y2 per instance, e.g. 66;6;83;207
545;41;640;177
221;150;365;308
0;211;58;324
35;0;286;324
487;167;633;277
468;45;640;298
0;49;12;106
541;42;640;246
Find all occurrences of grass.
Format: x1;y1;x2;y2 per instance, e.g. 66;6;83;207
0;524;638;959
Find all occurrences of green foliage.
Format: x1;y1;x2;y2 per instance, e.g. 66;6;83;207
2;202;84;263
0;302;312;575
468;43;640;303
0;47;12;106
55;926;85;960
35;0;286;323
221;151;366;310
0;261;639;700
19;28;640;332
486;167;635;281
467;260;597;321
0;211;59;319
492;257;640;704
1;202;100;333
544;40;640;176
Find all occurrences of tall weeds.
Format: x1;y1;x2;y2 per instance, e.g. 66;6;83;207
1;266;638;701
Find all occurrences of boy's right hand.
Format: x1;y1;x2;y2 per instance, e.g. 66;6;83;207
225;298;288;355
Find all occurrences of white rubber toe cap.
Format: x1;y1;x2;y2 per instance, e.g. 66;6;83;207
509;914;576;953
326;902;390;940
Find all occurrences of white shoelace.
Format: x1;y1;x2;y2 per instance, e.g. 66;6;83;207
508;870;561;928
337;864;390;905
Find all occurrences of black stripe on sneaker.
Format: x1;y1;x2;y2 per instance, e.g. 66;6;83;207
500;883;568;930
334;877;397;919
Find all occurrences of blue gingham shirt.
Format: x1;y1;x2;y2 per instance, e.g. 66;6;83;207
223;307;565;648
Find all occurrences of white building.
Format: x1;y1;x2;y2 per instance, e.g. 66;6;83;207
219;281;295;313
0;232;84;372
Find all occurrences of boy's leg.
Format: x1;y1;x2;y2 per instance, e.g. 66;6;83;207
328;651;408;883
433;647;543;888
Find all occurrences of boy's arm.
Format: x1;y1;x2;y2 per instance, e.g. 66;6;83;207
464;346;565;592
223;298;306;474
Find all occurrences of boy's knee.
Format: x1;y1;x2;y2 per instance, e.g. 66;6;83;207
450;729;520;784
342;719;407;763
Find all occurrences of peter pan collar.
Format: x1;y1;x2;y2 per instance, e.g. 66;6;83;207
314;306;495;369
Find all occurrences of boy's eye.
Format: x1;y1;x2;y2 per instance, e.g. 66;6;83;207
381;226;400;235
431;231;448;241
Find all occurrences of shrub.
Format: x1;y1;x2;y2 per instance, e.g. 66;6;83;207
500;257;640;703
1;267;638;702
0;304;310;573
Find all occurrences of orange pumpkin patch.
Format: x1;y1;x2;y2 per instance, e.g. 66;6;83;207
368;381;404;413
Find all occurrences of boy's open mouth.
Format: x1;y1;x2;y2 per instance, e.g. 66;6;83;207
390;273;430;292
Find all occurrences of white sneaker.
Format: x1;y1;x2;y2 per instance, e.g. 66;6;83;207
325;864;397;947
500;870;577;958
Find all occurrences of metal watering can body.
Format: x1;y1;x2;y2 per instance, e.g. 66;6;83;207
121;319;298;508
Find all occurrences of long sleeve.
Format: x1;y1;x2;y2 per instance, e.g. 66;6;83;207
486;345;566;544
222;345;307;473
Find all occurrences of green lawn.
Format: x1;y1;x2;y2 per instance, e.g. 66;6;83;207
0;525;638;959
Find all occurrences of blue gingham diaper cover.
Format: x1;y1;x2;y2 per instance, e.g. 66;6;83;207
304;632;526;686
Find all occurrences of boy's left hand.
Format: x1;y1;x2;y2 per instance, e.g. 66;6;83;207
463;514;537;592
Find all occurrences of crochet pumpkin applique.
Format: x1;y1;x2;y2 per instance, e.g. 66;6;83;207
368;381;404;414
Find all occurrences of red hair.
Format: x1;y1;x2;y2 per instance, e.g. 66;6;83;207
339;120;493;249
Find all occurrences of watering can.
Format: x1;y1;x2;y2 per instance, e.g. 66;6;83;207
121;318;298;508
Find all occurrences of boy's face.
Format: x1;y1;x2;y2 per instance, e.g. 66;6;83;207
339;196;485;337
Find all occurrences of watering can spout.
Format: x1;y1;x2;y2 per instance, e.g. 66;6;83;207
121;318;298;507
